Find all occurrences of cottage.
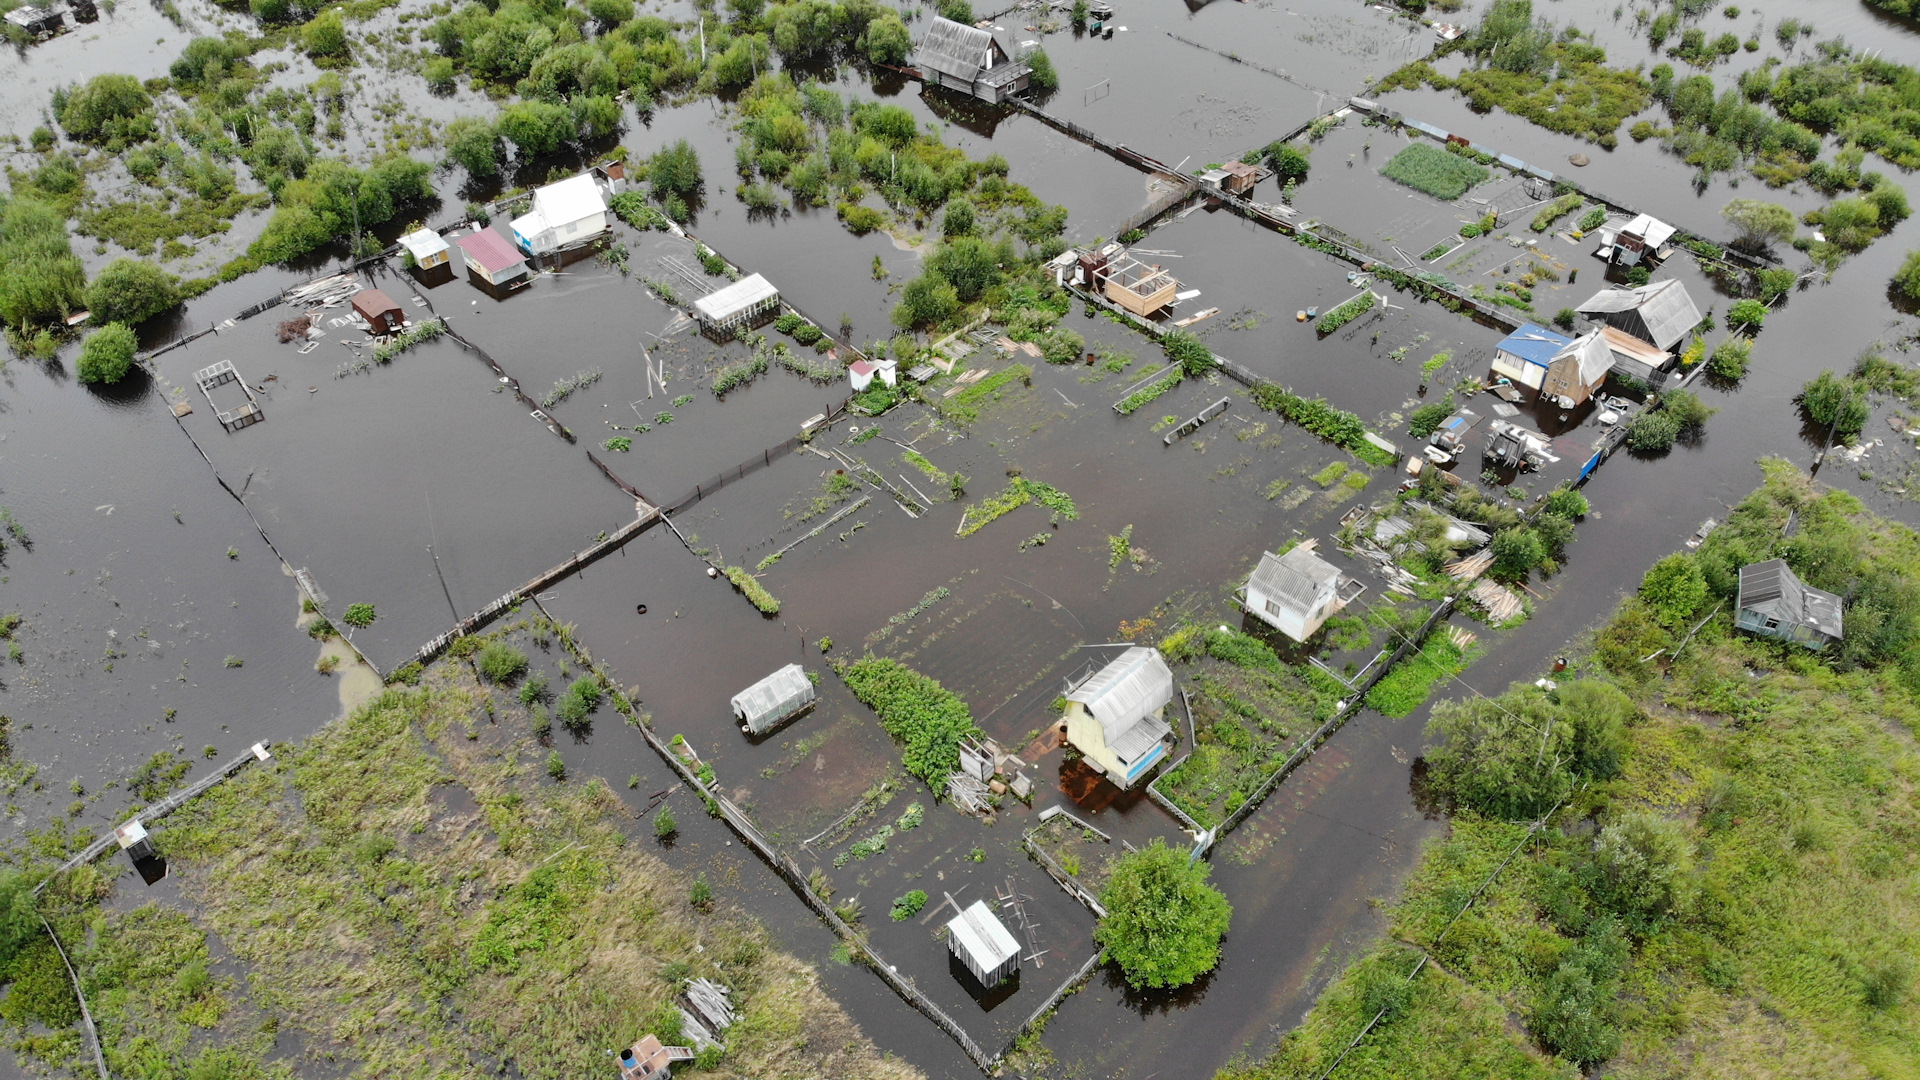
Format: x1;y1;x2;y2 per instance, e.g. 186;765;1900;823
1601;213;1676;267
692;273;781;338
947;899;1022;988
4;5;64;38
1246;545;1361;643
399;228;451;271
1098;251;1179;318
509;173;611;256
1539;330;1613;407
1735;559;1843;649
731;663;815;736
350;289;405;335
618;1035;693;1080
1062;646;1175;789
453;229;530;292
1576;279;1701;353
1597;325;1673;384
1199;161;1261;196
1490;323;1572;392
914;17;1031;104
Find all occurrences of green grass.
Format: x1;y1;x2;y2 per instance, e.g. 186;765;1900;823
1312;461;1350;487
1116;370;1182;415
840;656;982;788
1379;143;1491;201
723;566;781;614
957;476;1077;537
941;363;1031;424
1364;631;1477;717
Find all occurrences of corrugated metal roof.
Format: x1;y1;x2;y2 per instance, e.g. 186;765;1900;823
455;229;526;274
1621;213;1676;249
534;173;607;224
916;17;1004;81
399;228;449;260
1576;280;1700;351
1554;330;1614;386
694;273;779;321
1494;323;1573;367
1109;711;1171;766
1066;646;1172;745
1249;546;1344;615
1738;559;1843;639
731;663;815;730
1408;121;1449;140
948;899;1020;970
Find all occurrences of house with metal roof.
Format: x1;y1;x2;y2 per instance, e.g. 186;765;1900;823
914;17;1030;103
1246;544;1362;643
692;273;781;338
731;663;815;736
510;173;611;257
454;228;530;293
947;898;1021;988
1736;559;1843;649
1490;323;1572;392
1576;279;1701;353
1062;646;1174;789
1540;329;1613;407
1600;213;1676;267
1597;325;1674;384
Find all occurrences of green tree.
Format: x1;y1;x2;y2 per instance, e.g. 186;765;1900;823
1708;335;1752;380
1557;679;1635;779
0;197;85;332
1625;410;1680;452
650;139;703;202
498;100;574;157
85;258;180;326
926;236;1001;301
1757;266;1797;303
1895;249;1920;302
1096;839;1232;989
77;322;137;385
892;273;959;329
1424;690;1573;819
1661;388;1717;433
1638;553;1706;628
864;13;911;64
1799;369;1868;437
1543;486;1589;519
302;10;349;60
1720;197;1795;248
58;74;155;146
1588;812;1695;926
937;0;972;21
1265;141;1310;185
1490;526;1546;581
1026;48;1059;93
443;117;504;177
940;198;974;236
588;0;634;22
727;0;765;20
251;0;291;21
1726;298;1767;331
771;0;838;58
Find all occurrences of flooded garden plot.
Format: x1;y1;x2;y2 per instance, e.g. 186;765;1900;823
152;299;633;671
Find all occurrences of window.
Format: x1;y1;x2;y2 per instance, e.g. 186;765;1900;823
1764;618;1779;630
1264;598;1282;616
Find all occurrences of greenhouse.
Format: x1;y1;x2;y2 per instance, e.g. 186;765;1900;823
731;663;815;736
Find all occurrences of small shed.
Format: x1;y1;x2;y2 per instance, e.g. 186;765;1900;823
351;289;405;334
1098;251;1179;318
692;274;781;338
1246;544;1359;643
399;228;451;270
1576;279;1701;353
848;359;878;392
454;229;529;290
618;1035;693;1080
1219;161;1261;195
1736;559;1843;649
915;17;1031;104
1598;325;1673;383
1063;646;1174;789
1490;323;1572;392
947;899;1021;988
1540;330;1613;407
731;663;815;735
4;5;64;38
510;173;611;256
1604;213;1676;266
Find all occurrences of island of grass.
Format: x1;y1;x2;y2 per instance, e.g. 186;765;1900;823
1380;143;1492;201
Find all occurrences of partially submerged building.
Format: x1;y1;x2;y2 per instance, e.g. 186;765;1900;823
692;273;781;339
1490;323;1572;392
947;898;1021;988
351;288;405;335
1736;559;1843;649
1599;213;1676;267
454;229;530;295
914;17;1030;104
4;5;64;38
1597;326;1673;384
1199;161;1262;196
1096;250;1179;318
510;172;611;257
1062;646;1175;789
1576;279;1701;355
1539;329;1613;408
731;663;815;736
399;228;453;286
1245;544;1363;643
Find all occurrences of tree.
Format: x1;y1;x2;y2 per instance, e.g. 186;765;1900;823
1639;553;1706;628
58;74;155;146
498;100;574;158
1625;410;1679;452
727;0;765;20
251;0;291;21
0;197;86;331
77;322;137;385
1424;690;1573;819
302;10;349;60
1589;812;1695;926
1026;48;1059;93
86;258;180;326
1726;298;1767;331
1557;679;1635;780
588;0;633;22
927;236;1000;301
771;0;838;58
892;273;958;329
864;13;911;64
1660;387;1716;433
1721;198;1795;247
937;0;972;22
1757;266;1797;303
1799;370;1869;437
1265;141;1310;185
941;198;974;237
1490;526;1546;581
443;117;504;177
650;139;703;202
1543;486;1588;519
1096;839;1232;989
1897;249;1920;302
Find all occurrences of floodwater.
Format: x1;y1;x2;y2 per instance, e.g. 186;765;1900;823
11;0;1920;1077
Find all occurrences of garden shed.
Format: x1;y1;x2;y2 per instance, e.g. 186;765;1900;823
1098;251;1179;318
1602;213;1676;267
4;5;64;38
1062;646;1175;789
693;274;781;338
1540;330;1613;407
947;898;1022;988
1490;323;1571;392
1246;543;1361;643
454;229;529;293
1576;279;1701;353
1736;559;1843;650
351;289;405;334
731;663;815;735
914;17;1031;104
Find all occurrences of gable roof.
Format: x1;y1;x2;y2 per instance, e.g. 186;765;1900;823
1494;323;1573;367
848;359;877;377
1066;646;1172;747
351;288;401;319
947;899;1020;971
455;229;526;274
1576;279;1701;350
1551;330;1613;386
533;173;608;225
1738;559;1843;639
399;228;449;261
1249;545;1344;614
1620;213;1676;249
916;16;1004;80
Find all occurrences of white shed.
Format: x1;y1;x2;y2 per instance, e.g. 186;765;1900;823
510;173;611;256
731;663;815;735
947;899;1021;987
1063;646;1174;789
692;274;782;338
1246;544;1356;643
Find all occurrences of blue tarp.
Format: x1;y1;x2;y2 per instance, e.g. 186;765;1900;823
1494;323;1572;367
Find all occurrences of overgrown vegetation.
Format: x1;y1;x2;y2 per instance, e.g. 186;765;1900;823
956;475;1078;537
1378;142;1491;200
841;657;983;788
1097;839;1233;990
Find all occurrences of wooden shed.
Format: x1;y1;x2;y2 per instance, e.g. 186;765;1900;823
1098;251;1178;318
1246;543;1362;643
351;289;405;334
1736;559;1843;650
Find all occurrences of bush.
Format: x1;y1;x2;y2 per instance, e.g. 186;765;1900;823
302;11;349;60
1543;486;1588;519
1896;249;1920;303
1490;526;1546;581
1424;691;1573;819
650;139;703;204
653;805;677;840
1095;839;1232;989
1708;335;1752;379
1638;553;1706;628
59;74;155;146
842;657;982;787
443;117;504;177
1552;306;1577;330
86;258;180;326
1625;410;1680;452
1722;198;1795;247
1726;298;1767;331
76;322;138;385
477;641;529;684
1265;141;1311;184
865;14;911;65
0;199;85;332
546;750;566;780
1379;142;1490;200
341;603;377;628
1161;329;1216;376
1316;292;1376;333
889;890;928;920
1559;678;1635;780
1798;370;1869;437
1408;398;1454;438
499;100;573;157
1589;812;1695;926
941;198;974;237
1530;919;1627;1063
1026;47;1058;92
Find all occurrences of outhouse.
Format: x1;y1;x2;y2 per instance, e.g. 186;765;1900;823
731;663;815;736
351;289;405;334
1062;646;1175;789
1735;559;1843;649
947;898;1021;988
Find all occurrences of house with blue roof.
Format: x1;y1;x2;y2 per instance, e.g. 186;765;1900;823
1490;323;1572;392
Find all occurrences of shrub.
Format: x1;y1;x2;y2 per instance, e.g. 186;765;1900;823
1798;370;1869;437
653;806;677;840
1530;919;1627;1063
77;322;138;385
1424;691;1573;819
1543;486;1588;519
341;603;377;628
518;675;549;706
59;74;155;146
1589;812;1695;926
1722;198;1796;247
1316;292;1376;333
1552;307;1577;330
1027;47;1060;92
1708;336;1752;379
1559;678;1635;780
86;258;180;326
723;566;781;614
1379;142;1490;200
0;198;85;331
889;890;928;920
1638;553;1706;628
499;100;573;157
443;117;504;177
1625;410;1680;452
302;11;349;60
842;657;982;787
1896;249;1920;302
477;641;529;684
1161;329;1216;376
546;750;566;780
1726;298;1767;331
1265;141;1311;184
1408;398;1454;438
941;198;974;237
1490;526;1546;581
1096;839;1232;989
865;14;911;64
650;139;703;204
